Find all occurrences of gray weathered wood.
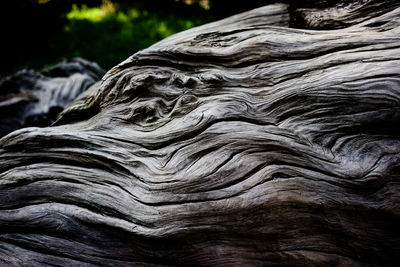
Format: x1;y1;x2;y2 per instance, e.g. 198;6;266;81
1;1;400;266
0;58;105;138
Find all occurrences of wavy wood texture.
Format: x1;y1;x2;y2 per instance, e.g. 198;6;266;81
1;2;400;266
0;59;105;138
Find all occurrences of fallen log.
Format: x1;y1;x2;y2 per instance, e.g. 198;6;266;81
0;58;105;138
1;1;399;266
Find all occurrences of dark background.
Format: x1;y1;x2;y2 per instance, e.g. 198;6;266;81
0;0;274;77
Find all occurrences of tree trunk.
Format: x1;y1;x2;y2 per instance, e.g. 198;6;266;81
1;1;400;266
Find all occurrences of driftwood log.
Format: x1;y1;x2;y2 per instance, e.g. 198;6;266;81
0;58;105;138
1;1;400;266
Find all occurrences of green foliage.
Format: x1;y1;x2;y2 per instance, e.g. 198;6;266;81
67;4;109;22
0;1;212;78
45;2;211;71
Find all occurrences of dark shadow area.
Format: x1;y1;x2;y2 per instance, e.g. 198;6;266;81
0;0;280;78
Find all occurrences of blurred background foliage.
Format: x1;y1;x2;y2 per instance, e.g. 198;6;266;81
1;0;270;77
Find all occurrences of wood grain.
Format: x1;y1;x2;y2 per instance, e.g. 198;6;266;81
1;2;399;266
0;58;105;138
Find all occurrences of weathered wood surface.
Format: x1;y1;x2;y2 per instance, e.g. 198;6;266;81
0;58;105;138
1;1;400;266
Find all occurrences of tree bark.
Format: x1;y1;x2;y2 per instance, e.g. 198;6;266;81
1;1;400;266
